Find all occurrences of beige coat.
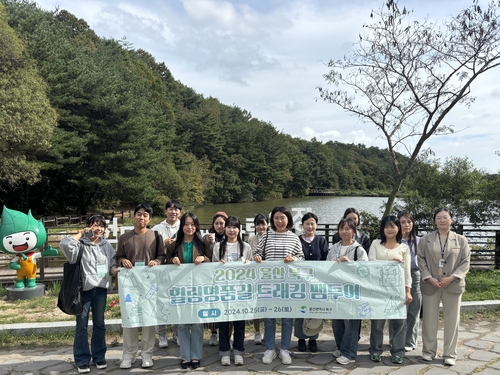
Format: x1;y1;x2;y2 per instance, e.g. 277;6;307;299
417;230;470;295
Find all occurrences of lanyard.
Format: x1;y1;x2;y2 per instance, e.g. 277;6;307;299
438;232;449;258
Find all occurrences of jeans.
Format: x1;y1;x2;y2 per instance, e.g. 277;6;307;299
219;321;245;356
74;287;107;367
370;319;405;357
264;318;293;351
178;324;203;361
332;319;361;360
404;270;422;349
294;318;319;340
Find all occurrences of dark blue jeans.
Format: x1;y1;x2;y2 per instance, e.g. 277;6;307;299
219;321;245;356
332;319;361;359
74;287;107;367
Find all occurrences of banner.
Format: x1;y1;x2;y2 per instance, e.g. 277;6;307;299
118;261;407;328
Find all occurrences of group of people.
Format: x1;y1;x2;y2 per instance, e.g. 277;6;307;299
59;200;470;373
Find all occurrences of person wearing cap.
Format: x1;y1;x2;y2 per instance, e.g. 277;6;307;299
202;211;228;346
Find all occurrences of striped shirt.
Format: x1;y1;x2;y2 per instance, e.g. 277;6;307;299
255;230;304;261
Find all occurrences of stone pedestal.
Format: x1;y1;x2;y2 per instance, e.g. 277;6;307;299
6;283;46;300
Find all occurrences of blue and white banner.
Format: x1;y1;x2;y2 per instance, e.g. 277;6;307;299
118;261;407;328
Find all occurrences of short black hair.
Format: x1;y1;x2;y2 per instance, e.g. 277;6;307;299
337;218;356;233
301;212;318;224
86;214;106;228
270;206;294;231
134;203;153;216
433;208;453;221
166;199;182;210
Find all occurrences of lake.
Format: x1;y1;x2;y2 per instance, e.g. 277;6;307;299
192;196;390;228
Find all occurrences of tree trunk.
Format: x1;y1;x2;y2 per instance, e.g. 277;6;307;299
383;175;406;217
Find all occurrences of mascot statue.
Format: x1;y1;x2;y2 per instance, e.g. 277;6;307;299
0;206;58;289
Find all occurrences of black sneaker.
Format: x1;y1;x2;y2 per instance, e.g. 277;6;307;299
95;360;107;369
78;365;90;373
309;339;318;353
298;339;306;352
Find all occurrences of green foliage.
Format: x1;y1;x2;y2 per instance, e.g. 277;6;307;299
396;157;497;227
1;0;408;214
463;270;500;302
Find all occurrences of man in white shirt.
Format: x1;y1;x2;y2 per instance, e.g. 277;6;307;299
152;199;182;348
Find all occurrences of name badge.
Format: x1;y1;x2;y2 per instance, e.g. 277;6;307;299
439;259;445;268
135;261;145;267
96;264;107;279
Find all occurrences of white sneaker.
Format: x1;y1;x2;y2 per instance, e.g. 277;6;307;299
421;354;433;362
221;355;230;366
120;358;136;369
173;333;180;346
159;333;168;348
332;350;341;358
209;333;218;346
142;357;154;368
254;331;262;344
234;354;244;365
262;349;277;364
337;355;354;365
444;358;456;366
279;349;292;365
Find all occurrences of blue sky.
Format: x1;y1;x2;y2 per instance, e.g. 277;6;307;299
33;0;500;172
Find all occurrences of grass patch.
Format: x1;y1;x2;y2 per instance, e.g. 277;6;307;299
463;269;500;302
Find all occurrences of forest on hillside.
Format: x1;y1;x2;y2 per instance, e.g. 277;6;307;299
0;0;408;215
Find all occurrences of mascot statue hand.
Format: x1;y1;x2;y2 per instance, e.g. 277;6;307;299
0;206;52;289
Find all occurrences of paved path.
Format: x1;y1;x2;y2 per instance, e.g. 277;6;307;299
2;315;500;375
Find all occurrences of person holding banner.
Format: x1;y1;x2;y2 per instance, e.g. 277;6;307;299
328;218;368;365
212;216;253;366
368;215;412;365
116;204;166;369
248;213;269;345
417;208;470;366
167;212;210;370
254;206;304;365
294;212;329;353
398;213;421;352
202;211;228;346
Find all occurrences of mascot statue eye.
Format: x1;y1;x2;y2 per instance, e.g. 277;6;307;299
26;237;30;241
8;241;12;245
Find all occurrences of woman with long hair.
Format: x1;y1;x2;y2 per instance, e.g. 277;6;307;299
397;212;421;352
167;212;210;370
418;208;470;366
212;216;253;366
254;206;304;365
368;215;412;365
294;212;329;353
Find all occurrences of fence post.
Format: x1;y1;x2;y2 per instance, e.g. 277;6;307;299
324;224;330;245
495;230;500;270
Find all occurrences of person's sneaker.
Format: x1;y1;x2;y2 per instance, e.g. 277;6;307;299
279;349;292;365
421;354;433;362
392;355;403;364
405;346;414;352
444;358;456;366
370;353;382;362
95;360;107;370
337;355;354;365
254;331;262;344
297;339;306;352
332;350;341;358
78;365;90;373
142;357;154;368
159;333;169;348
221;355;230;366
209;333;218;346
173;332;180;346
262;349;277;364
234;354;244;365
308;339;318;353
120;358;136;369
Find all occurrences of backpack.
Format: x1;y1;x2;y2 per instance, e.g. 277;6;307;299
302;318;324;336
